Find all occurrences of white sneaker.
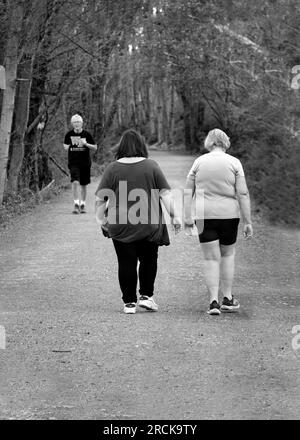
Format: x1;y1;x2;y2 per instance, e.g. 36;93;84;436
138;296;158;312
124;303;136;314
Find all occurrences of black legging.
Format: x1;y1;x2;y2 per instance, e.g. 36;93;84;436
112;239;159;304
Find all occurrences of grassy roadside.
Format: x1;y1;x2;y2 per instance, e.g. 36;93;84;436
0;178;71;229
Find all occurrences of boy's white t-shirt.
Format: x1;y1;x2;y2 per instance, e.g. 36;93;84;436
187;150;245;219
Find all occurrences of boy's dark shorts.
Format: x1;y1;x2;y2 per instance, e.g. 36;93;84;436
198;218;240;245
69;165;91;186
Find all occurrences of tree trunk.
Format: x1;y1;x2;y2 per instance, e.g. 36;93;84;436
161;79;169;144
7;54;34;194
62;93;69;133
33;130;40;193
180;90;192;151
104;88;121;133
168;84;175;145
148;79;157;141
131;75;138;129
157;79;164;144
0;1;23;203
117;102;122;129
0;0;8;116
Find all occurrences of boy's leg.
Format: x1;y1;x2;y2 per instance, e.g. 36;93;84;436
72;181;80;203
79;166;91;212
80;185;87;206
70;167;80;213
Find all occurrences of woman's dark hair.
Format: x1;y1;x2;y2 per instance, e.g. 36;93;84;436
115;129;149;159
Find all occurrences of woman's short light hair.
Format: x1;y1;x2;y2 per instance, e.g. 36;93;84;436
204;128;230;151
71;114;83;123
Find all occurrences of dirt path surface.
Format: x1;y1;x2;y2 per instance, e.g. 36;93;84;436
0;150;299;420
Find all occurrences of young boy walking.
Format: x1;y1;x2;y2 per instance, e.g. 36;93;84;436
63;114;97;213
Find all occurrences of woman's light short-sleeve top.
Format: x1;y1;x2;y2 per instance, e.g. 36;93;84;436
187;150;245;219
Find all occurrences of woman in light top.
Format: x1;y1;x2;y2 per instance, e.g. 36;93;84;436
184;129;253;315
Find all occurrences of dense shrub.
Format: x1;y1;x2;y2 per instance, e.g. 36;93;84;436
232;118;300;227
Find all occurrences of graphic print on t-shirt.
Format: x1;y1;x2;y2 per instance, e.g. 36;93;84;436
70;136;86;152
65;129;94;167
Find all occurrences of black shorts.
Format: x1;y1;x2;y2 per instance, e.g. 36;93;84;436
69;165;91;186
198;218;240;245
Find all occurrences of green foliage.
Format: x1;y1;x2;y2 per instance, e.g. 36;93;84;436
2;0;300;229
240;130;300;227
229;104;300;227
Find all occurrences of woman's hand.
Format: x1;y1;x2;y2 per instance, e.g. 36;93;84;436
98;217;109;237
171;216;182;235
184;217;194;227
184;218;196;236
243;223;253;239
96;216;105;226
101;217;108;228
96;215;108;228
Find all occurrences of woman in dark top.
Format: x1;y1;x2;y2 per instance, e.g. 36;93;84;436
95;129;181;314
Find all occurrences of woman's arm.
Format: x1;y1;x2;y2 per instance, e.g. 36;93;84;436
235;175;253;238
95;196;108;226
152;161;181;232
94;164;114;228
184;175;195;225
160;189;181;232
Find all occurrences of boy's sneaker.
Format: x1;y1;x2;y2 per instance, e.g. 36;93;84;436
207;300;221;315
138;295;158;312
124;303;136;314
80;204;86;213
221;296;240;312
72;203;80;214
